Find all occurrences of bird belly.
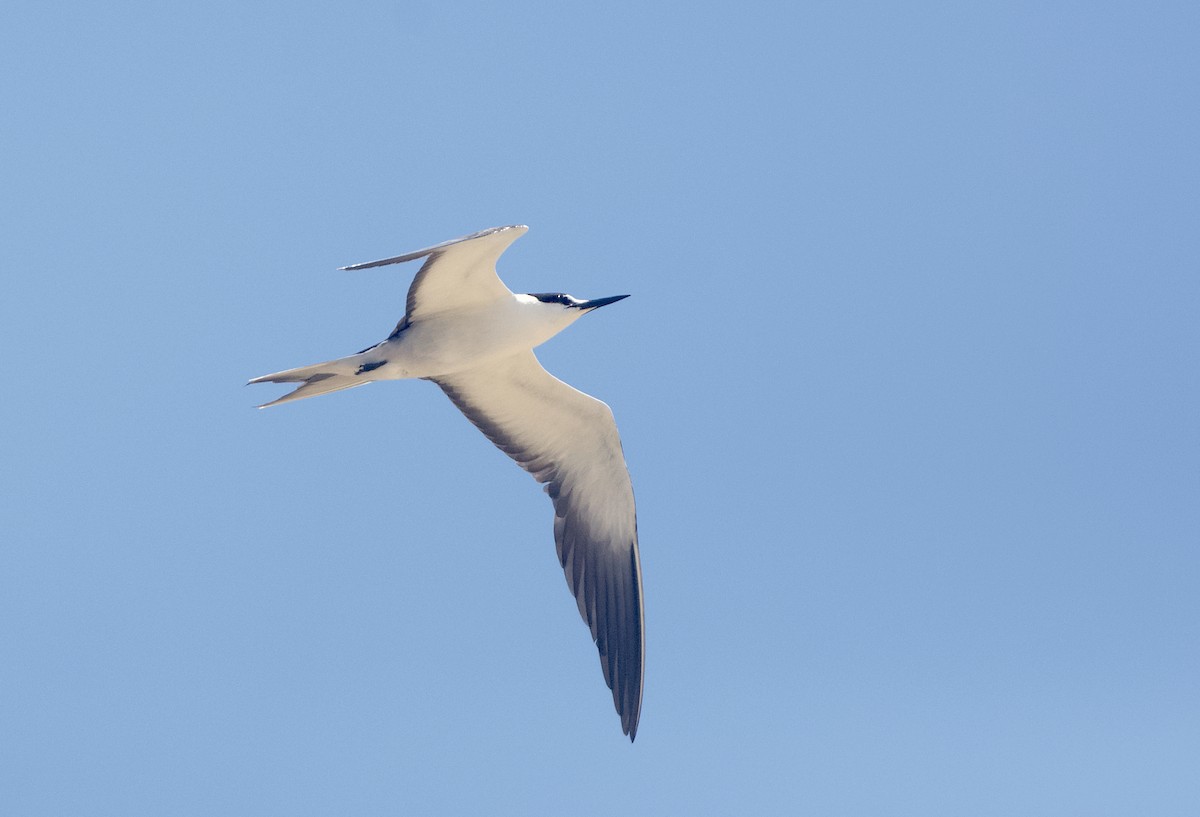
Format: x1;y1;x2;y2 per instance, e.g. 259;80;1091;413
380;309;551;378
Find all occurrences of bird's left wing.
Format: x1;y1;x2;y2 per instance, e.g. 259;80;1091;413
431;350;645;740
340;225;527;322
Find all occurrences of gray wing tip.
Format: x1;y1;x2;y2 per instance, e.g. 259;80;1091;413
339;224;529;271
339;256;410;271
622;682;642;741
603;542;644;743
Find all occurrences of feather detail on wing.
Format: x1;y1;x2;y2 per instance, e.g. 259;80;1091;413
431;350;644;740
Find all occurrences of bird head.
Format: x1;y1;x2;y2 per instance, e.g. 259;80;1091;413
528;292;630;312
515;292;630;346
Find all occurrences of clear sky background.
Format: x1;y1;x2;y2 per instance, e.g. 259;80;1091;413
2;2;1197;815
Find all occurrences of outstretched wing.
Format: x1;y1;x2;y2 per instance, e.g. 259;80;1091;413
432;350;645;741
340;225;527;322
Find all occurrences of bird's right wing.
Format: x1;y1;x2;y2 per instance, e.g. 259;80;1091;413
340;225;527;324
431;350;644;740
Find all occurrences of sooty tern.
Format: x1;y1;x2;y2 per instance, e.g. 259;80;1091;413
249;225;644;740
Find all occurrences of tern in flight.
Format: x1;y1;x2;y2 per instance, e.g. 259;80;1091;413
249;225;644;740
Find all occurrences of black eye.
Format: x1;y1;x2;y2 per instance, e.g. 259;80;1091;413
532;292;572;305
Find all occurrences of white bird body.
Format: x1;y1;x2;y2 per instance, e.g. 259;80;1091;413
250;225;645;740
371;295;584;378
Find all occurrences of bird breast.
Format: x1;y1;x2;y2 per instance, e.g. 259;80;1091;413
391;299;571;378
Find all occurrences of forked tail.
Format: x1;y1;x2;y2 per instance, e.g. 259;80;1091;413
248;357;369;408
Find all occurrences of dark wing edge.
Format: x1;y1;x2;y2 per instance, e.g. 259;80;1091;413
431;356;645;740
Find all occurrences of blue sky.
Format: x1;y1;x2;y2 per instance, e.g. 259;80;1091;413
2;1;1197;814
